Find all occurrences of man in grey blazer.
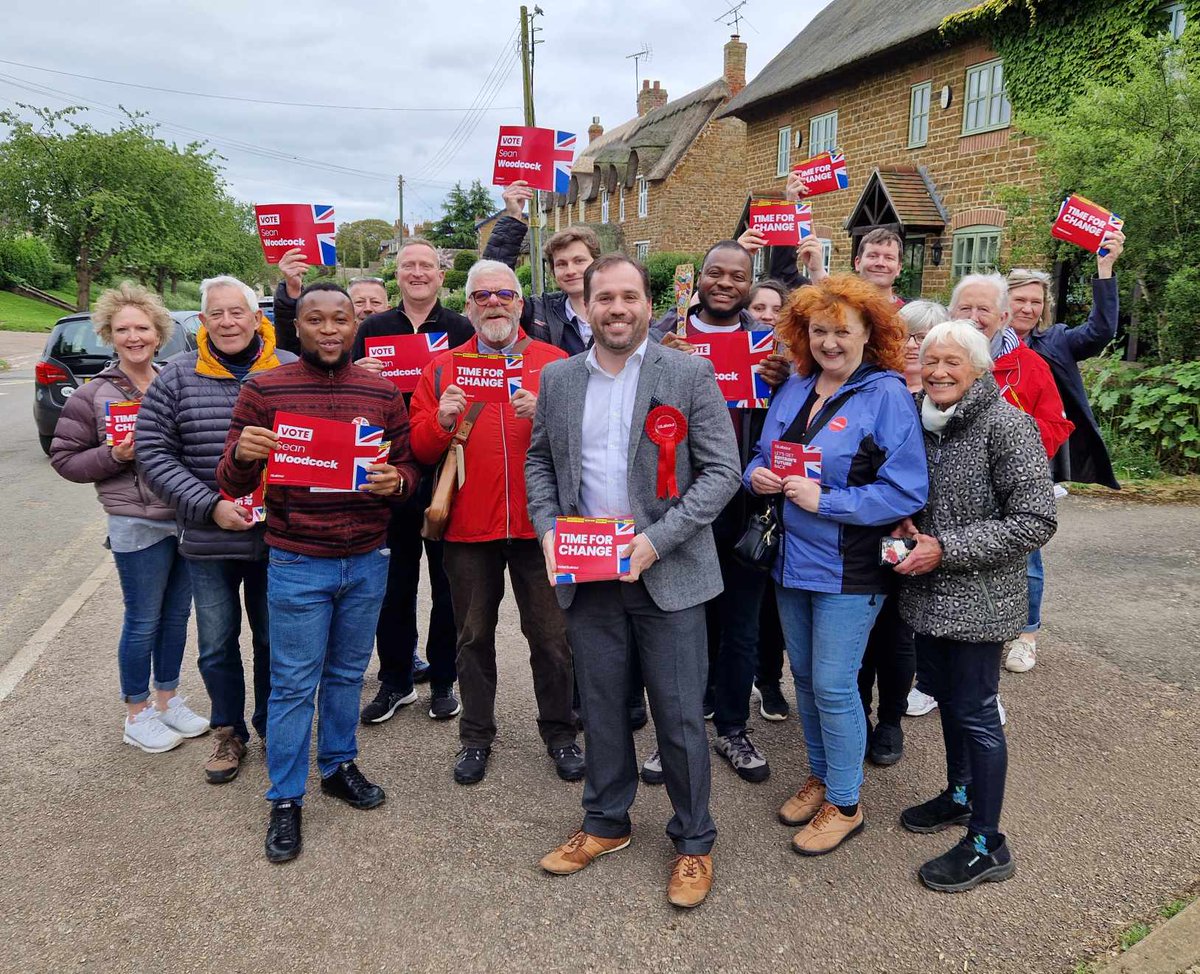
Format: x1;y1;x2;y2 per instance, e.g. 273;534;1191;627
525;254;741;908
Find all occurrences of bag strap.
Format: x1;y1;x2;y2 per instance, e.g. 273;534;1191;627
453;402;486;444
779;385;860;447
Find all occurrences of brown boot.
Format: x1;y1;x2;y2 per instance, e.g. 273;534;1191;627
539;830;630;875
204;727;246;784
667;854;713;908
792;802;864;856
778;775;826;826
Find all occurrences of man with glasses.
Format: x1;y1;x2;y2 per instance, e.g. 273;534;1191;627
408;260;582;786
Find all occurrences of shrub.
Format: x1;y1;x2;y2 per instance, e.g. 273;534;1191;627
516;263;532;297
1160;267;1200;363
47;261;72;289
644;251;703;311
442;289;466;313
452;250;478;272
0;235;55;288
443;269;468;290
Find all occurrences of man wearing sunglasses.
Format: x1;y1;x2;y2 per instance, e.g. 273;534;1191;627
408;260;582;787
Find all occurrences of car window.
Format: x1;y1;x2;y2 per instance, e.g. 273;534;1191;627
162;314;201;357
50;319;107;359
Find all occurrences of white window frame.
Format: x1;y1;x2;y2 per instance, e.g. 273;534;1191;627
962;59;1012;135
600;188;610;225
618;187;625;223
818;238;833;274
1165;2;1186;38
908;82;931;148
637;176;649;218
776;126;792;177
951;225;1002;278
752;248;765;278
809;111;838;155
634;240;650;262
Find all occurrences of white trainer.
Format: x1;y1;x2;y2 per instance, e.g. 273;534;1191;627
123;707;184;754
1004;636;1037;673
158;696;211;738
905;687;938;717
997;695;1007;727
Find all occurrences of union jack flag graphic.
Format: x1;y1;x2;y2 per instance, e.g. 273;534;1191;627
799;445;823;480
425;332;450;353
311;204;337;265
553;131;576;195
505;355;525;398
829;153;849;190
351;422;389;491
614;519;635;574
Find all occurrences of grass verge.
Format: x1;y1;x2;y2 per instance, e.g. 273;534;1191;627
1071;892;1198;972
0;290;64;332
1069;476;1200;504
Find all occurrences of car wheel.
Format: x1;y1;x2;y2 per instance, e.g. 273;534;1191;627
39;434;53;456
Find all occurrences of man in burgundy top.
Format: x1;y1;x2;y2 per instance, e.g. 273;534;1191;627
218;281;419;863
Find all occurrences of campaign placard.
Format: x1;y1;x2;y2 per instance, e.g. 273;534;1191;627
104;400;140;447
220;481;266;523
673;263;695;326
1051;194;1124;257
551;517;634;584
792;151;849;196
364;334;449;393
689;330;775;408
748;200;815;246
254;203;337;266
450;353;524;403
266;411;390;491
771;441;822;480
492;126;576;194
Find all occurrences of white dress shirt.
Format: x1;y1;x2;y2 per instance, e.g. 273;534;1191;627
563;296;593;346
578;338;648;518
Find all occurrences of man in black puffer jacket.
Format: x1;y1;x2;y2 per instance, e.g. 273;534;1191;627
138;275;296;786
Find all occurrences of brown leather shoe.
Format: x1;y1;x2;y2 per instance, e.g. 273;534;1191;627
204;727;246;784
792;801;864;856
667;854;713;908
539;830;630;875
778;775;826;826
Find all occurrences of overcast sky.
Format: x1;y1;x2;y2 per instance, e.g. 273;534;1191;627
1;0;826;229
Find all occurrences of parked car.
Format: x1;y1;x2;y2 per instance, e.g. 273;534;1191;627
258;296;275;323
33;310;201;455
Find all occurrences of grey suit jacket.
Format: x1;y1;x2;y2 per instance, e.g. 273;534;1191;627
526;339;741;612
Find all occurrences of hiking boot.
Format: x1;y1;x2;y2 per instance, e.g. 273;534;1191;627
540;830;630;875
900;787;973;834
549;742;585;782
320;761;385;809
204;726;246;784
756;681;790;721
868;722;904;767
429;686;462;720
668;854;713;908
641;748;664;785
123;707;183;754
906;687;938;716
778;775;826;826
713;730;770;783
919;833;1016;893
792;802;864;856
157;696;210;738
453;746;490;785
360;686;418;725
265;800;302;863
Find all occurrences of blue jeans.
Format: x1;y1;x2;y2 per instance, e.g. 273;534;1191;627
265;546;390;803
112;537;192;703
776;586;883;806
189;558;271;743
1025;549;1044;633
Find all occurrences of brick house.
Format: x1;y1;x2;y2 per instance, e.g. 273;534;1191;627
543;36;751;262
719;0;1053;300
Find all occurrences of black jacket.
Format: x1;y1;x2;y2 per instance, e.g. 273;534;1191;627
767;244;813;293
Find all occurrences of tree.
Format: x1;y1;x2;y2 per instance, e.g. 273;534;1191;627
427;180;497;249
336;218;395;268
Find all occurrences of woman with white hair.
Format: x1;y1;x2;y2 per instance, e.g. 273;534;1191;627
891;320;1056;892
898;300;951;394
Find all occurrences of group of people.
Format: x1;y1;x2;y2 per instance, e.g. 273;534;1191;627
49;171;1124;907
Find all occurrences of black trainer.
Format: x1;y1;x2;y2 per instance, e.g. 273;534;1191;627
901;787;973;833
429;686;462;720
703;689;715;721
628;703;648;731
454;746;490;785
549;742;585;782
320;761;385;809
265;800;302;863
868;722;904;767
412;654;431;683
757;681;790;721
919;834;1016;892
360;686;418;725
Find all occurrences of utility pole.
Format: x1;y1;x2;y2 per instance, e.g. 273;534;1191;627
520;5;545;295
397;174;405;244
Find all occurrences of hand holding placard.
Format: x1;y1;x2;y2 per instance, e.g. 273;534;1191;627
254;204;337;266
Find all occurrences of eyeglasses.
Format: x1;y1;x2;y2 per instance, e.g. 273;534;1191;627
469;289;519;306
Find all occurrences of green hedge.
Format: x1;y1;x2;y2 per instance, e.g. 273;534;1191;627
443;269;468;290
452;250;478;272
443;289;466;313
0;236;55;289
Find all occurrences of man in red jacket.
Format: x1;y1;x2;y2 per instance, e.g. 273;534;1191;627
217;281;419;863
409;259;581;786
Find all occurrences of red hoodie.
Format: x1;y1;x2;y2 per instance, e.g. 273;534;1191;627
993;343;1074;457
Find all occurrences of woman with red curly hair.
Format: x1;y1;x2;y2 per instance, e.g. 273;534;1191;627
743;273;928;857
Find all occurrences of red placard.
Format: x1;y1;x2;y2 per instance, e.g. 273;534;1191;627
771;441;822;480
492;126;576;193
450;353;524;403
748;200;813;246
220;481;266;523
253;204;337;266
105;400;140;447
363;334;449;393
266;411;389;491
551;517;635;584
1051;194;1124;257
791;151;850;196
687;330;775;407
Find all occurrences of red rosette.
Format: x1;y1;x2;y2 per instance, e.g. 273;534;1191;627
645;405;687;499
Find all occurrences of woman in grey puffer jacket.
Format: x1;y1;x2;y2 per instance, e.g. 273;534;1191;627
50;283;209;755
889;320;1056;895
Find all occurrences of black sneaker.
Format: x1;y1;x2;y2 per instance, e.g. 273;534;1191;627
265;800;302;863
360;686;418;725
757;681;790;721
320;761;386;809
549;742;585;782
703;689;715;721
429;686;462;720
919;834;1016;892
900;787;973;834
628;703;648;731
454;746;490;785
868;722;904;767
412;654;431;684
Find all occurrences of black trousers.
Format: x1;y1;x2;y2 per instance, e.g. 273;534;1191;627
916;633;1007;837
858;592;915;727
756;582;785;686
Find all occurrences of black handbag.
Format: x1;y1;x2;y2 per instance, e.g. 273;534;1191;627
732;500;780;571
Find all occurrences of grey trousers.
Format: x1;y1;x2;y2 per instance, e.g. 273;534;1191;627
565;579;716;855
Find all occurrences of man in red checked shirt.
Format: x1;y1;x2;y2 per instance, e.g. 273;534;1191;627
217;281;419;865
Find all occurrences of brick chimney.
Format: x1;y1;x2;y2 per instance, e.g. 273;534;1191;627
637;80;668;117
724;35;747;96
588;115;604;143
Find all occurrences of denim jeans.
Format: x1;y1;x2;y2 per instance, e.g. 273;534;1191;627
858;590;915;727
710;544;769;737
1025;549;1044;633
265;546;390;803
189;558;271;743
776;585;882;806
112;537;192;703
